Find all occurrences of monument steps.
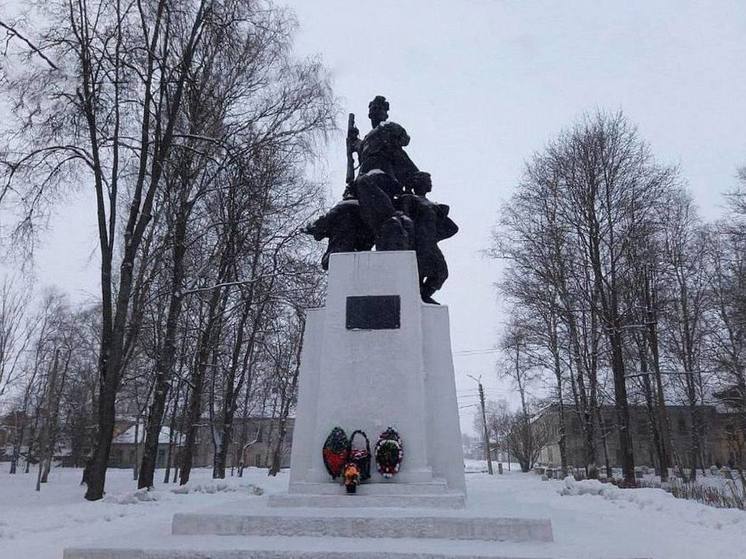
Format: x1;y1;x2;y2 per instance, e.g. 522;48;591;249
64;548;551;559
287;479;451;495
62;534;653;559
268;493;466;509
62;534;557;559
171;512;554;542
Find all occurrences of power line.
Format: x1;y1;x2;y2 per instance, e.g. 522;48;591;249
453;348;500;356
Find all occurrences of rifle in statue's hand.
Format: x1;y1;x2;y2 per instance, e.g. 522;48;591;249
346;113;358;185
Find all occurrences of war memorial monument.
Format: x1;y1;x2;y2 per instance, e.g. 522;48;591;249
64;97;555;559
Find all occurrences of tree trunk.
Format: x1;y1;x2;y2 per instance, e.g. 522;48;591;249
85;383;117;499
40;457;51;484
214;300;265;479
36;349;62;490
637;335;666;477
609;327;635;485
180;284;229;485
596;407;613;479
9;414;24;475
139;206;189;489
566;312;597;478
163;379;182;484
689;404;701;480
133;418;140;481
644;271;671;482
269;315;305;476
548;309;568;476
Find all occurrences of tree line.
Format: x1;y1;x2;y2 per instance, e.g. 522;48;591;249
490;112;745;484
0;0;335;500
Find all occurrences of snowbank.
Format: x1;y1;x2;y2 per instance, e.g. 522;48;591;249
171;480;263;495
558;476;746;531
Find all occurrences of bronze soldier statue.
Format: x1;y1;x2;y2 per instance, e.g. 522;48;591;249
304;96;457;303
347;95;417;250
399;172;458;304
304;198;374;270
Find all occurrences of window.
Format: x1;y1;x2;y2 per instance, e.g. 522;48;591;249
678;418;688;435
254;453;263;467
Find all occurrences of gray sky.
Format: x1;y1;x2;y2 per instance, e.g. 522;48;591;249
27;0;746;431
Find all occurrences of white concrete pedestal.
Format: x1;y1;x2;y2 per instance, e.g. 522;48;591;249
284;251;465;499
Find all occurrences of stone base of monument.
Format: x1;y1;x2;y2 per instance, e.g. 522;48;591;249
266;491;466;509
64;506;557;559
64;252;561;559
287;251;467;493
64;542;556;559
170;512;554;542
267;478;465;508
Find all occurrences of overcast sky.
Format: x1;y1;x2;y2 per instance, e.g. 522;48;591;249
26;0;746;431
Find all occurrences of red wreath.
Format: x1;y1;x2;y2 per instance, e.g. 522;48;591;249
322;427;349;479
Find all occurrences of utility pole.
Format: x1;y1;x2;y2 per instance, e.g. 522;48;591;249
468;374;493;475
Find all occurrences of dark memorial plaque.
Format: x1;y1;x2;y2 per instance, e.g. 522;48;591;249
346;295;400;330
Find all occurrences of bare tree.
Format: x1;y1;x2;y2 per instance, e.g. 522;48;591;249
659;192;710;478
0;277;33;399
706;220;746;461
493;111;678;484
498;409;551;473
134;0;333;488
1;0;334;499
0;0;218;500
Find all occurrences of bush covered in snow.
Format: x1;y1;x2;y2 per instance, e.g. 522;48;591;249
559;475;746;518
638;477;745;510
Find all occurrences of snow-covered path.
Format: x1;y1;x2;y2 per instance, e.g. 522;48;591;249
1;465;744;559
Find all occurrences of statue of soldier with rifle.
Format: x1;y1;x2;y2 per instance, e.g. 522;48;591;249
304;96;457;303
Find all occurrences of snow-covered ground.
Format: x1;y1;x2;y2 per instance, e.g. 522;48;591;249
1;462;745;559
0;464;281;558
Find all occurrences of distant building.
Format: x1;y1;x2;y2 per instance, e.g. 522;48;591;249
105;416;294;471
108;421;175;469
0;413;294;472
462;432;515;464
713;386;746;468
536;404;745;470
714;411;746;469
461;433;482;460
191;417;294;470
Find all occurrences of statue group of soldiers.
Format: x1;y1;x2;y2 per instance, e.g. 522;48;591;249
304;96;458;304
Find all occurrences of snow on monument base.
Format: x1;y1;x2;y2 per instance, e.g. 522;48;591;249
281;250;466;500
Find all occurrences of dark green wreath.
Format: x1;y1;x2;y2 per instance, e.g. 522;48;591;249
374;427;403;478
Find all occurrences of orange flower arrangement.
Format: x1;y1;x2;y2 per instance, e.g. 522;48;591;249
343;462;360;493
